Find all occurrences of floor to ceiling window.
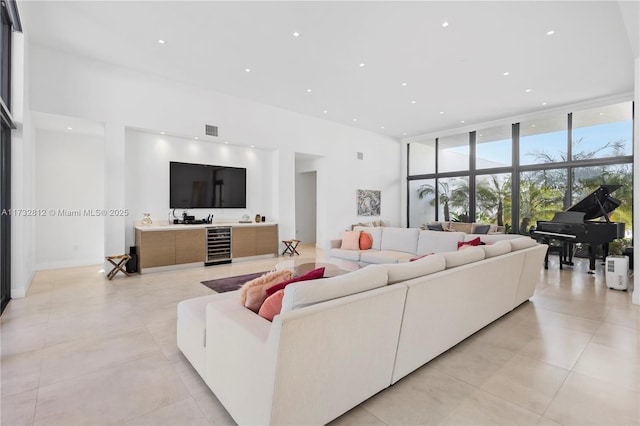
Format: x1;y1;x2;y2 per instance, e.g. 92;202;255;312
407;101;634;240
0;0;21;314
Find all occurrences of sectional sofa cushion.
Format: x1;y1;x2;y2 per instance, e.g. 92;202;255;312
483;240;512;258
330;248;363;261
385;254;446;284
464;233;524;244
360;250;415;264
426;223;444;231
417;230;466;255
380;227;420;254
280;265;388;313
509;237;538;251
440;246;485;268
353;226;383;250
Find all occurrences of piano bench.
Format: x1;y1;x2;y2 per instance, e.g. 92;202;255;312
545;245;565;269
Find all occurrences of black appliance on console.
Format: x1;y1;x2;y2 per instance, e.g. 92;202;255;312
531;185;625;272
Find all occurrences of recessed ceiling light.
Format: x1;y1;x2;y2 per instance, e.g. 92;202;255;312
359;63;365;67
525;89;532;93
442;21;449;27
306;89;312;93
403;133;407;136
541;102;548;105
160;131;165;135
158;39;166;44
411;100;417;104
244;68;251;73
599;112;605;115
224;141;229;144
503;72;510;76
380;126;385;129
401;82;407;86
66;126;73;130
194;137;199;140
292;31;301;37
323;110;328;114
352;118;358;122
531;124;537;127
250;145;255;148
439;111;444;115
460;121;465;124
547;30;555;36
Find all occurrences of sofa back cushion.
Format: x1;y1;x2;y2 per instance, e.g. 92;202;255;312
509;237;538;251
482;240;512;258
280;264;388;313
353;226;383;250
464;233;523;244
385;254;446;284
440;246;485;268
417;230;465;255
381;227;420;254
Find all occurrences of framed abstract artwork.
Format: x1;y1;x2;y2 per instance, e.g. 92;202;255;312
357;189;381;216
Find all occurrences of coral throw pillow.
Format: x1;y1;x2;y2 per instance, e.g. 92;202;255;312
239;269;294;313
265;267;325;296
457;237;482;250
259;289;285;321
340;231;361;250
359;232;373;250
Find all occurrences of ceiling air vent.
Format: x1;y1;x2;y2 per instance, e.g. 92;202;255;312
357;152;364;160
205;124;218;137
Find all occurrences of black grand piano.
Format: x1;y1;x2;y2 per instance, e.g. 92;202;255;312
531;184;625;272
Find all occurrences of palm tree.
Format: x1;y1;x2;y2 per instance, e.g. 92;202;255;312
417;179;469;222
476;175;511;226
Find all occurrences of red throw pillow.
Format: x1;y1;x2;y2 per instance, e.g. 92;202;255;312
457;237;482;250
265;267;325;296
359;232;373;250
259;289;285;321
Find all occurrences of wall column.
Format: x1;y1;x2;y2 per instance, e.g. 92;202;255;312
103;121;126;271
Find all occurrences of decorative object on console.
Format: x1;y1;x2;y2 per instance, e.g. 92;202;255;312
262;215;266;222
141;213;152;225
255;214;261;223
356;189;381;216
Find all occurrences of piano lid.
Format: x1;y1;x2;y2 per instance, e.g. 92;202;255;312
567;184;622;220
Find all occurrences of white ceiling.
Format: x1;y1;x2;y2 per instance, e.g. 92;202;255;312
19;1;637;140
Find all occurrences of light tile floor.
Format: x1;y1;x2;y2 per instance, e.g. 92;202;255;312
1;246;638;425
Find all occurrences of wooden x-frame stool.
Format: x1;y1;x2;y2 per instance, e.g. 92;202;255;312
282;239;301;256
106;254;131;280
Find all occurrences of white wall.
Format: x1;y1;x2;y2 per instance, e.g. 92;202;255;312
295;171;317;244
34;129;104;269
25;44;401;274
124;129;274;248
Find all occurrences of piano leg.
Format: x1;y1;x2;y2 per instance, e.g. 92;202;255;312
588;245;596;273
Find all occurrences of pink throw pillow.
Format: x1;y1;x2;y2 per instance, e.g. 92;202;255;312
340;231;360;250
265;267;325;296
239;269;294;313
259;289;285;321
359;232;373;250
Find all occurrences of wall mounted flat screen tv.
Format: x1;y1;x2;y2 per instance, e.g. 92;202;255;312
170;161;247;208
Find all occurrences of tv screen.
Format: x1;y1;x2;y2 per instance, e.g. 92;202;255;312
170;161;247;208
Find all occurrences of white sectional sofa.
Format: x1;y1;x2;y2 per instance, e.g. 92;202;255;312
177;235;546;425
329;225;524;265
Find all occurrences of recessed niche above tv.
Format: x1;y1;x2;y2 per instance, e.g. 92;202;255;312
170;161;247;209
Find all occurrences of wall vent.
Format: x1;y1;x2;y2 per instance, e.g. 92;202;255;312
205;125;219;137
357;152;364;160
